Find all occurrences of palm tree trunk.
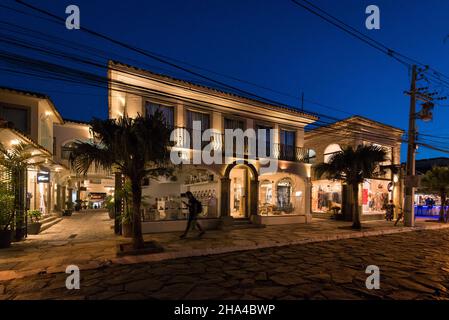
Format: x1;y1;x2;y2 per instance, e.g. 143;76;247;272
440;191;447;223
352;183;361;229
131;178;144;249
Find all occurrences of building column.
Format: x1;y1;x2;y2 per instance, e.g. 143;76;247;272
67;187;73;204
250;179;259;217
56;184;61;212
219;177;233;227
304;177;312;219
61;186;66;210
47;182;52;216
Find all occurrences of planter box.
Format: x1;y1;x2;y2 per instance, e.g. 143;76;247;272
0;230;12;249
27;222;42;235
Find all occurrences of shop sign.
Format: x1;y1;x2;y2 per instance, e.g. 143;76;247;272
90;192;106;201
37;171;50;183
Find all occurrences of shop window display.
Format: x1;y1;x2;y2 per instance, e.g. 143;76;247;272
258;180;273;215
276;178;294;214
311;180;342;214
362;179;390;214
142;169;219;222
230;167;248;218
258;177;303;216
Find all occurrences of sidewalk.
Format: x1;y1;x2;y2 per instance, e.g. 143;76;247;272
1;211;448;281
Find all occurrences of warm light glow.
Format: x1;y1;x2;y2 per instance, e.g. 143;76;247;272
10;139;20;145
393;174;399;183
295;191;303;197
45;111;52;117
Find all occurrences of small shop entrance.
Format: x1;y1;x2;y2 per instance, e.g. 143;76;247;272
229;165;252;219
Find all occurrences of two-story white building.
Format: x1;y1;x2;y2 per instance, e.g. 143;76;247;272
0;87;114;234
108;61;317;232
304;116;404;221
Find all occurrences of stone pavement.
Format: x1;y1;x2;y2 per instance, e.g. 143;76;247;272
1;210;449;282
2;228;449;300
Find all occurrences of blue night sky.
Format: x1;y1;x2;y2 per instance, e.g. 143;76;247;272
1;0;449;161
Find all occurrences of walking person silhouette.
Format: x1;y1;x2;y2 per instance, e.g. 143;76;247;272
180;191;205;239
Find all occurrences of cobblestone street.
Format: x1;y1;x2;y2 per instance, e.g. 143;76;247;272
2;210;448;281
2;228;449;300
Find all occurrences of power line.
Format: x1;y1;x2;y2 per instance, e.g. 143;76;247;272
0;3;369;120
0;49;405;146
15;0;331;119
0;1;440;150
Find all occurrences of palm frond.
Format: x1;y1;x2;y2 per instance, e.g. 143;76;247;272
69;140;114;175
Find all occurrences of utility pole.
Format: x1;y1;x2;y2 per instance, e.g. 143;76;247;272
404;65;417;227
404;65;446;226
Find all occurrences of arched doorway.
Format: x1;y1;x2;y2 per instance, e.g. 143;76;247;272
224;162;258;219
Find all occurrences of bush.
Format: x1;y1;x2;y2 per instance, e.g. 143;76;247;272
27;209;42;223
0;183;14;231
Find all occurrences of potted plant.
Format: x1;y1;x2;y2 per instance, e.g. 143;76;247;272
104;195;115;219
27;209;42;235
0;183;15;248
63;201;74;216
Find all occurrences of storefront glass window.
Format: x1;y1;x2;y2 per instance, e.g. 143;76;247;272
362;179;390;214
276;178;293;213
311;180;342;214
141;169;219;222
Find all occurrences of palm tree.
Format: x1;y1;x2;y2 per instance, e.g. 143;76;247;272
69;113;173;249
0;142;44;239
420;166;449;223
314;145;388;229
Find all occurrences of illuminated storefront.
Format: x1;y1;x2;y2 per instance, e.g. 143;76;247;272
311;180;342;214
362;179;391;214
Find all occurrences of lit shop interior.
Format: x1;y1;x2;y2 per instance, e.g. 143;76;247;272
311;180;342;214
414;193;447;217
258;174;305;216
141;168;219;222
140;166;307;221
312;179;392;215
362;179;391;214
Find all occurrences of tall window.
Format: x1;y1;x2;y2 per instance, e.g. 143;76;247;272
186;110;210;132
257;124;272;157
280;129;296;160
0;104;30;134
145;102;174;128
277;178;293;212
225;118;246;155
224;118;244;130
